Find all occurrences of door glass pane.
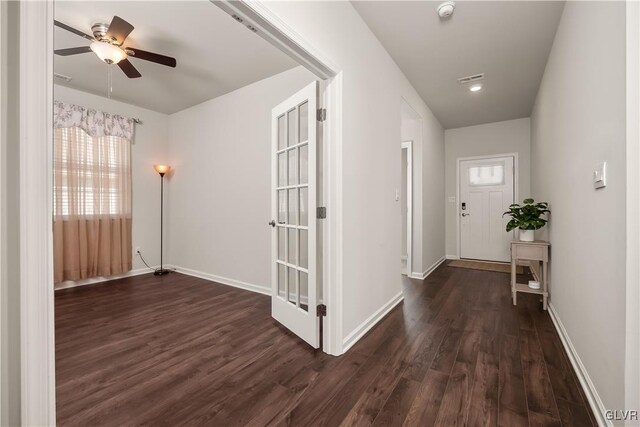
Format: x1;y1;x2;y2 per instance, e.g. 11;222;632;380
288;149;297;185
287;109;296;147
288;189;298;225
277;228;285;261
299;144;308;184
469;163;504;186
299;271;308;312
299;187;308;226
288;267;297;306
299;101;308;142
300;229;308;269
278;115;285;151
278;263;286;299
278;190;286;223
288;228;297;265
278;153;286;187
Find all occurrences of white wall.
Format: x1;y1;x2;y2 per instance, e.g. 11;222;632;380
530;1;626;419
261;1;445;347
53;85;170;284
444;117;530;257
165;66;316;292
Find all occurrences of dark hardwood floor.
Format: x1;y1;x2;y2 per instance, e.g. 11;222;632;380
55;262;595;426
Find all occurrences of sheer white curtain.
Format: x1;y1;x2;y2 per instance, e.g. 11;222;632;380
53;101;133;283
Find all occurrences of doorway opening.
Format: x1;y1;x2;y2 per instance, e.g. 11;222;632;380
457;153;517;262
401;141;412;275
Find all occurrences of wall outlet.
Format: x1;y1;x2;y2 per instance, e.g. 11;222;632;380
135;246;141;254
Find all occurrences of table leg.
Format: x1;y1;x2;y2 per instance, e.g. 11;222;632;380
511;256;517;306
542;260;548;310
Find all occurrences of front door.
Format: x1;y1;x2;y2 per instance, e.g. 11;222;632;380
271;81;319;348
460;156;515;262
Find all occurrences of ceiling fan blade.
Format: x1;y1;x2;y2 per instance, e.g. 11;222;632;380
54;46;92;56
106;16;134;45
54;20;94;41
118;58;142;78
126;47;176;68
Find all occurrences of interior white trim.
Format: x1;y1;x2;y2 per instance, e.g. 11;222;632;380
401;140;413;277
409;256;446;280
19;1;56;425
625;0;640;415
0;2;4;422
211;1;337;80
54;266;162;291
342;291;404;353
174;266;270;296
211;0;343;356
547;303;609;427
446;254;460;260
455;152;518;260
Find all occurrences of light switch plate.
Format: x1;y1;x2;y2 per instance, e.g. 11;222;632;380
594;162;607;189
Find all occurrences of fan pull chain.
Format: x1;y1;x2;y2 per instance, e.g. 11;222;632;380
107;66;113;99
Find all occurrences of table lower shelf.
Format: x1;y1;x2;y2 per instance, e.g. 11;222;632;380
514;282;547;295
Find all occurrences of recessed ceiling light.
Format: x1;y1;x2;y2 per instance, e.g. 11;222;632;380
469;83;483;92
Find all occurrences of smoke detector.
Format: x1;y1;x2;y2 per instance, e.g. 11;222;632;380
437;1;456;18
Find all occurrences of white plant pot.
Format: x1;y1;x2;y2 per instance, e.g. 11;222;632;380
519;229;534;242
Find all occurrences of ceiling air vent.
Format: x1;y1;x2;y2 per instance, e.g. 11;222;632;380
54;73;72;82
457;73;484;85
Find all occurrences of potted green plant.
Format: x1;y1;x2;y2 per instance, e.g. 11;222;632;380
503;198;550;242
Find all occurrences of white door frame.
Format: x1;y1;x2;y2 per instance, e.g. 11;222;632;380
401;141;412;276
18;0;344;421
456;152;518;260
18;0;56;425
222;0;343;356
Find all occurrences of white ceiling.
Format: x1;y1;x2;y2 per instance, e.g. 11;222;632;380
352;1;565;129
54;1;298;114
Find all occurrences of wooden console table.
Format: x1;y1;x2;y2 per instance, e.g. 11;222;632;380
510;240;550;310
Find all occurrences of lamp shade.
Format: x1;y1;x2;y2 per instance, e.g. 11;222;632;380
90;41;127;64
153;164;171;175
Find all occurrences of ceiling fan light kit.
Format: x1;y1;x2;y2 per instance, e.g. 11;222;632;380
54;15;177;79
90;41;126;64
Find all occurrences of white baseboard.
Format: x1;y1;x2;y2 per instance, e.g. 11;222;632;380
548;303;610;427
446;254;460;260
173;265;270;296
54;266;159;290
342;291;404;353
409;255;446;280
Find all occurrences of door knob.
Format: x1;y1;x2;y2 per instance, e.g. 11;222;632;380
268;220;276;227
461;213;470;217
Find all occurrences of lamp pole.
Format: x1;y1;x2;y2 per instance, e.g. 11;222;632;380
154;165;171;275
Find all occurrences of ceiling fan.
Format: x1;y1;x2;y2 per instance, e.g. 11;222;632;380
54;16;177;78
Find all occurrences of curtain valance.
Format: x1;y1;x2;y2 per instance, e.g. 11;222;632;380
54;100;134;141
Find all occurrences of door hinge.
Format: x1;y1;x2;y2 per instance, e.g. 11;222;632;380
316;206;327;219
317;108;326;122
316;304;327;317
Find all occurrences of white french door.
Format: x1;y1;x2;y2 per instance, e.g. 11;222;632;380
459;155;515;262
271;81;319;348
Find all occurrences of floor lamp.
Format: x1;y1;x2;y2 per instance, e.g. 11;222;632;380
153;164;171;276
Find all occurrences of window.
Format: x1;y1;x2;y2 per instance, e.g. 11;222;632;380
469;163;505;186
53;127;131;217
